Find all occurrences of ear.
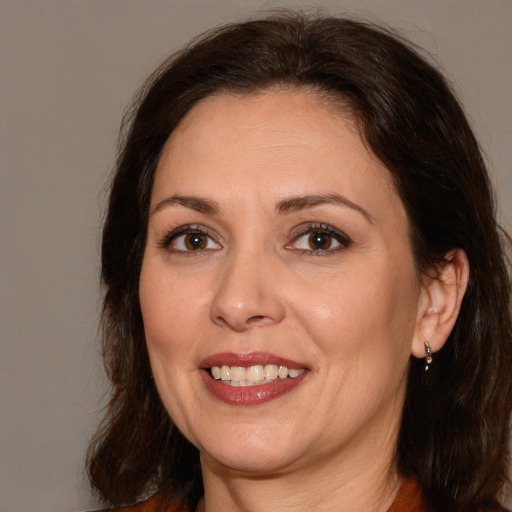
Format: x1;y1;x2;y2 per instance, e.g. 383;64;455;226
411;249;470;359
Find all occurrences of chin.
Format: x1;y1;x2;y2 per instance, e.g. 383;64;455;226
202;445;300;476
196;423;305;475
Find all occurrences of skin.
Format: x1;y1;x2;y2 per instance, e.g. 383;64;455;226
139;89;469;512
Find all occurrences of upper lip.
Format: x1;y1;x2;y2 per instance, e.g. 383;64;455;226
199;352;308;369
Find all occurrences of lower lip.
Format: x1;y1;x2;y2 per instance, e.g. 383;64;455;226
200;369;308;405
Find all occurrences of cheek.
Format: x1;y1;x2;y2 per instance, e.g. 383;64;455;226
139;262;207;429
139;262;209;361
139;262;204;328
292;258;419;361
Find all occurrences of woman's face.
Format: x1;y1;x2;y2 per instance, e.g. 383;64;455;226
139;90;426;477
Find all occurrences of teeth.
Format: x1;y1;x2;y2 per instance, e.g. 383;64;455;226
247;365;264;382
264;364;278;380
220;366;231;381
209;364;305;385
231;366;246;381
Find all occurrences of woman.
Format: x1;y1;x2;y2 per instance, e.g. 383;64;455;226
87;12;512;512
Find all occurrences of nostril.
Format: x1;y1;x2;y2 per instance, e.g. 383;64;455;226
245;315;281;328
247;315;266;324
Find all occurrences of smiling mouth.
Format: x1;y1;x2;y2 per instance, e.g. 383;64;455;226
208;365;306;386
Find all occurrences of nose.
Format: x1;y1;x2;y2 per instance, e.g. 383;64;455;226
210;248;286;332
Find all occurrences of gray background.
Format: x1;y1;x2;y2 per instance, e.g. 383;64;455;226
1;1;511;511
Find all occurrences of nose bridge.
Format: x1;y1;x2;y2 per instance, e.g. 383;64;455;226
210;241;285;331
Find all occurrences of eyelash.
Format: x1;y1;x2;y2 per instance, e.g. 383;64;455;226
159;223;352;254
159;224;221;254
288;223;352;254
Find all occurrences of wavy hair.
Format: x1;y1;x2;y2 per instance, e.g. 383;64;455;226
87;12;512;511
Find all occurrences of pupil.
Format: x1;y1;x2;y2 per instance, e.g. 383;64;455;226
186;234;205;250
309;232;331;250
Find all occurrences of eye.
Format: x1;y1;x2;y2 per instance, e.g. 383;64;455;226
295;231;340;251
306;232;336;250
288;224;351;252
161;225;221;252
173;232;219;251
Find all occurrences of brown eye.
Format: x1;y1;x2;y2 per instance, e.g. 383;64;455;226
288;225;351;253
308;232;333;250
184;233;207;250
165;228;221;252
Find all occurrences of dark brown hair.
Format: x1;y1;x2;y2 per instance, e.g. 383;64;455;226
87;12;512;511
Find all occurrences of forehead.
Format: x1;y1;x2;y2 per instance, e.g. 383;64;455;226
152;89;400;217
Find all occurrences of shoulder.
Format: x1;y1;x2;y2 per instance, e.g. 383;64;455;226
89;493;190;512
388;475;429;512
387;476;510;512
477;505;511;512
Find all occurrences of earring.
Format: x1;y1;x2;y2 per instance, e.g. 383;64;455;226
424;342;433;371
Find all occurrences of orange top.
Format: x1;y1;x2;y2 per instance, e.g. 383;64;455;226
103;493;185;512
387;476;429;512
104;475;429;511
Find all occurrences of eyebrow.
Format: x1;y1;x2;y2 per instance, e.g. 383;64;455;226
276;194;374;223
151;195;221;216
151;193;373;223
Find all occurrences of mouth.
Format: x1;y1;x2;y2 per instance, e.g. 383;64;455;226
208;364;306;386
199;353;309;405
